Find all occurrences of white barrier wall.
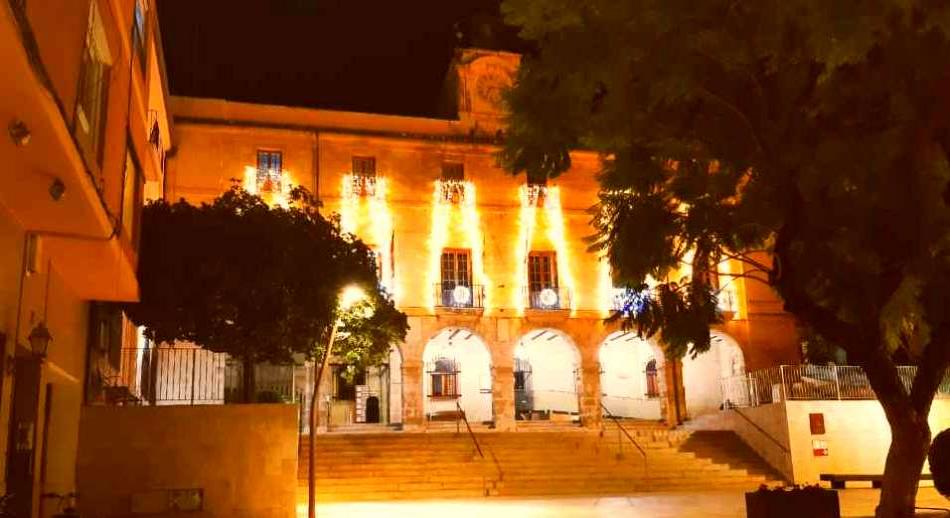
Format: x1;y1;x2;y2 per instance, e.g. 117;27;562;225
705;399;950;484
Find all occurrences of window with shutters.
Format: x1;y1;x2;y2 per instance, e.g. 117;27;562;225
527;252;557;292
74;1;113;171
645;359;660;398
439;163;466;203
430;358;459;398
132;0;147;74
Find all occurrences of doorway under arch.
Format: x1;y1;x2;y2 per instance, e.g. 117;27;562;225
682;331;746;418
599;331;663;420
513;328;581;422
422;328;493;423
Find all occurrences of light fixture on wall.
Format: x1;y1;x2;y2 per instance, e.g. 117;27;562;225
49;178;66;201
27;322;52;360
8;119;31;147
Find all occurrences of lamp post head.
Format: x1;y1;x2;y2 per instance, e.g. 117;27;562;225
339;285;368;312
27;322;52;359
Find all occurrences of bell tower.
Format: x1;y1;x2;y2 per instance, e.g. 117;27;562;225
449;48;521;133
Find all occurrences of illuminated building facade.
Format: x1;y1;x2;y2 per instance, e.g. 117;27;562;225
0;1;172;516
166;49;800;431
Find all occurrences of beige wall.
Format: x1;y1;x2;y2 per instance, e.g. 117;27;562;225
77;404;298;518
704;400;950;485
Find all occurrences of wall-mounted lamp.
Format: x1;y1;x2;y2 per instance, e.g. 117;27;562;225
8;119;31;147
27;322;52;360
49;178;65;201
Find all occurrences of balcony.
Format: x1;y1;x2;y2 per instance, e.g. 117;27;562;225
524;184;547;207
438;179;466;204
434;284;485;310
350;174;377;197
526;286;571;311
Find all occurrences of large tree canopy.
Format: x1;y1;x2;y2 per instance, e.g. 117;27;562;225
500;1;950;516
126;186;407;398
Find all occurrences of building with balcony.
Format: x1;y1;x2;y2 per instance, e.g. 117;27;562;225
164;48;800;432
0;0;171;515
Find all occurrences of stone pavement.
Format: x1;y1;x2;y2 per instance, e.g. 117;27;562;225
301;489;949;518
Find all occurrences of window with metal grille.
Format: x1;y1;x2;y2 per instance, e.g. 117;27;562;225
441;162;464;181
527;252;557;292
75;1;112;170
256;150;282;192
645;359;659;398
430;358;459;398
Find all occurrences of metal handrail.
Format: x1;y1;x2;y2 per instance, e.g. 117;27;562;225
455;401;484;459
600;402;648;465
730;407;790;454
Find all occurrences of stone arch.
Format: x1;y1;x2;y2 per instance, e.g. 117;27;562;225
513;328;582;422
598;330;665;420
682;330;747;418
422;327;493;423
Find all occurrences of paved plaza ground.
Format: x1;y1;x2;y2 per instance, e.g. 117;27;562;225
301;489;949;517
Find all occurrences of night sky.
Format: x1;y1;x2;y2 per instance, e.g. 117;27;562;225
157;0;526;118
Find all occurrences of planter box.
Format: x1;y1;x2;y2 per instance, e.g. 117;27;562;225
746;489;840;518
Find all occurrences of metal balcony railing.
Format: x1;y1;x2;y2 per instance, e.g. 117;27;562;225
526;286;571;310
720;364;950;408
434;283;485;309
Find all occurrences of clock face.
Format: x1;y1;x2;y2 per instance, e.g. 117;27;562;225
473;61;513;110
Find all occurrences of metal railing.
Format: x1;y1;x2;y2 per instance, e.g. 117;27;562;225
455;401;484;458
434;284;485;310
526;286;572;310
721;364;950;408
601;402;648;477
102;348;295;405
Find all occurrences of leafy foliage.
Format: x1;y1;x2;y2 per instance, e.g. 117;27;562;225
501;2;950;512
126;185;407;370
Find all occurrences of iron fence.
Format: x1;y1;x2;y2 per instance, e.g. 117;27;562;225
721;364;950;408
526;286;572;311
105;348;296;405
434;283;485;310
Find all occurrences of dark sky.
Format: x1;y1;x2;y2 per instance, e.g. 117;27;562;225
157;0;526;118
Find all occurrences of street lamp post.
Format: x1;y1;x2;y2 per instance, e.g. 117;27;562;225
308;285;368;518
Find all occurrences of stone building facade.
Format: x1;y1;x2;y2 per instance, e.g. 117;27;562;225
166;49;800;432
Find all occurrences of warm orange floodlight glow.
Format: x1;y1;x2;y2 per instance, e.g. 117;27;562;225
514;185;537;315
426;181;450;310
461;182;490;310
339;285;368;311
543;186;576;313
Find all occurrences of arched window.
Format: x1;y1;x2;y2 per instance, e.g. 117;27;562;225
645;359;659;398
429;358;459;398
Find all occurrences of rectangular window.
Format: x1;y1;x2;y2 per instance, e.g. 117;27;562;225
527;252;557;292
121;148;144;248
440;249;472;288
256;150;282;193
352;156;376;177
431;373;458;398
75;1;113;170
132;0;147;74
441;162;464;181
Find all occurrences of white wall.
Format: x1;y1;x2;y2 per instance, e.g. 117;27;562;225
423;328;493;422
701;399;950;485
683;332;746;418
599;332;662;420
516;329;580;415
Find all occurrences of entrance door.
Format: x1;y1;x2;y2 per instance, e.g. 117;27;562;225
7;356;42;517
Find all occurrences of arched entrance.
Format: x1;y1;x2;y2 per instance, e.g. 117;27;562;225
513;329;581;422
682;331;746;418
422;328;493;423
599;331;663;420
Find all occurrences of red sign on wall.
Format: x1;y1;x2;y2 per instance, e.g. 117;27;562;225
812;439;829;457
809;413;826;435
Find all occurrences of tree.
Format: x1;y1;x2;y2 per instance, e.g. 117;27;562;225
126;185;407;402
500;1;950;516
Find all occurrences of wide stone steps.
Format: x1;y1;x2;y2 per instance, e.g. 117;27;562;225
298;429;782;501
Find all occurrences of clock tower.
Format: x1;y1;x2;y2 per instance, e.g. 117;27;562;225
449;48;521;133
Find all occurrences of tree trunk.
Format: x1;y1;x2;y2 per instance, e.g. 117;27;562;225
309;326;337;518
877;412;932;518
243;356;256;403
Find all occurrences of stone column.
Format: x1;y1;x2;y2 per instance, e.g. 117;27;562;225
401;360;424;430
578;364;603;429
492;365;515;431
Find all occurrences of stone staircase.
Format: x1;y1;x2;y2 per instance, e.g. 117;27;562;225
298;424;783;502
